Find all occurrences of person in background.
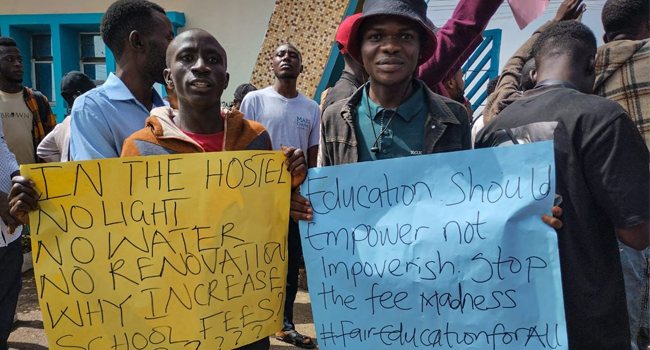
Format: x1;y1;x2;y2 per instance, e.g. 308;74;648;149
122;28;307;350
232;83;256;112
0;115;21;350
163;83;178;109
482;0;585;125
37;71;97;163
443;68;473;122
69;0;174;160
60;71;97;115
416;0;503;96
594;0;650;348
475;20;649;350
317;0;471;168
239;43;319;349
322;0;504;111
0;37;56;166
320;13;366;113
470;75;498;145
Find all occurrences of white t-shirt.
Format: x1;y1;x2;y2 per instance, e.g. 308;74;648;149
0;90;35;165
37;117;70;162
240;87;320;162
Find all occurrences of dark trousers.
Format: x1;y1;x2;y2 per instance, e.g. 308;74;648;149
282;220;302;331
0;239;23;350
234;337;270;350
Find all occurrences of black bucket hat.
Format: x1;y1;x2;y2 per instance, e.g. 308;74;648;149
347;0;437;65
60;71;97;95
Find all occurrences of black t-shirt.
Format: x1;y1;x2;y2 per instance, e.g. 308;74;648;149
476;85;649;350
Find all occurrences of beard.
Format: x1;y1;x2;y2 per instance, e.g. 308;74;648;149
144;44;167;85
452;93;465;104
275;71;299;80
5;75;23;84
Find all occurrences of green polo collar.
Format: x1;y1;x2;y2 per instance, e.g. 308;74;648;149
360;80;425;122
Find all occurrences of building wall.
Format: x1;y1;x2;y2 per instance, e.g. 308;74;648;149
250;0;355;100
0;0;276;118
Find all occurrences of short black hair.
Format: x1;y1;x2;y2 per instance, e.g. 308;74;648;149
486;76;499;97
602;0;649;41
533;21;596;65
0;37;17;48
100;0;166;59
234;83;257;101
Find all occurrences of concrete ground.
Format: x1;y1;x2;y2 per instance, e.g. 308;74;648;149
8;270;317;350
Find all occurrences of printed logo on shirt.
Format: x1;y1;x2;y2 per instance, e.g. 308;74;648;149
296;116;311;130
410;150;422;155
1;112;31;119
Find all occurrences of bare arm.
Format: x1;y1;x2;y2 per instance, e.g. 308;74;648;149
484;0;586;124
418;0;503;88
307;145;318;168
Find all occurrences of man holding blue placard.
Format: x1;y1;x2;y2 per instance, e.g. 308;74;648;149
290;0;562;230
290;0;471;222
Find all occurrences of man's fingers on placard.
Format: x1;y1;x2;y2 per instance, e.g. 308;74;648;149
290;204;312;217
291;197;312;212
10;176;35;188
9;201;32;224
289;161;307;175
285;148;304;166
542;214;563;230
290;209;312;221
9;184;40;209
9;192;39;211
551;206;563;218
291;191;309;204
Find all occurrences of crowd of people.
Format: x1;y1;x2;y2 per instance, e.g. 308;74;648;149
0;0;648;349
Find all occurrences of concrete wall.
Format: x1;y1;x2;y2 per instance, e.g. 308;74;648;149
0;0;276;101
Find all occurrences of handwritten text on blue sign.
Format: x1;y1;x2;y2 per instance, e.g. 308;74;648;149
300;141;566;350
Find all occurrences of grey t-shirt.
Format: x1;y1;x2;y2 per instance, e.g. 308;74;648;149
240;87;320;160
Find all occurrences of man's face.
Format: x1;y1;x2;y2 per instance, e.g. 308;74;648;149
164;31;229;110
360;16;421;88
447;69;465;101
0;46;24;84
144;11;175;85
272;44;302;80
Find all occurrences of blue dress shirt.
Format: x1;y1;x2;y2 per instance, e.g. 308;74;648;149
69;73;166;160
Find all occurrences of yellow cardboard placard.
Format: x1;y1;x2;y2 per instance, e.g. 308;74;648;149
22;151;290;350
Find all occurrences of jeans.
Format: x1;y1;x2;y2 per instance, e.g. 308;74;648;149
282;220;302;331
0;239;23;350
619;242;650;350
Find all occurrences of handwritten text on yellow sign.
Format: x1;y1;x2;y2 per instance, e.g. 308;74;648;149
23;151;291;350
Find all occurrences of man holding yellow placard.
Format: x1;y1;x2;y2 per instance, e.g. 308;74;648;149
10;29;307;350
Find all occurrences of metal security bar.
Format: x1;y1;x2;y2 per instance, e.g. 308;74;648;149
462;29;502;112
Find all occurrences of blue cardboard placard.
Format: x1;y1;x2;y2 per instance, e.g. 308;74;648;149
299;141;567;350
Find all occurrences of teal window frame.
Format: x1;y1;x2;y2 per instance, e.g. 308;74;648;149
0;12;185;121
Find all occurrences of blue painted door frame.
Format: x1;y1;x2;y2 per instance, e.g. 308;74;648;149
0;12;185;121
462;29;502;111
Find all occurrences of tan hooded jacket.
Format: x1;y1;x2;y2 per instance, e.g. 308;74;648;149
121;107;272;157
594;39;650;149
